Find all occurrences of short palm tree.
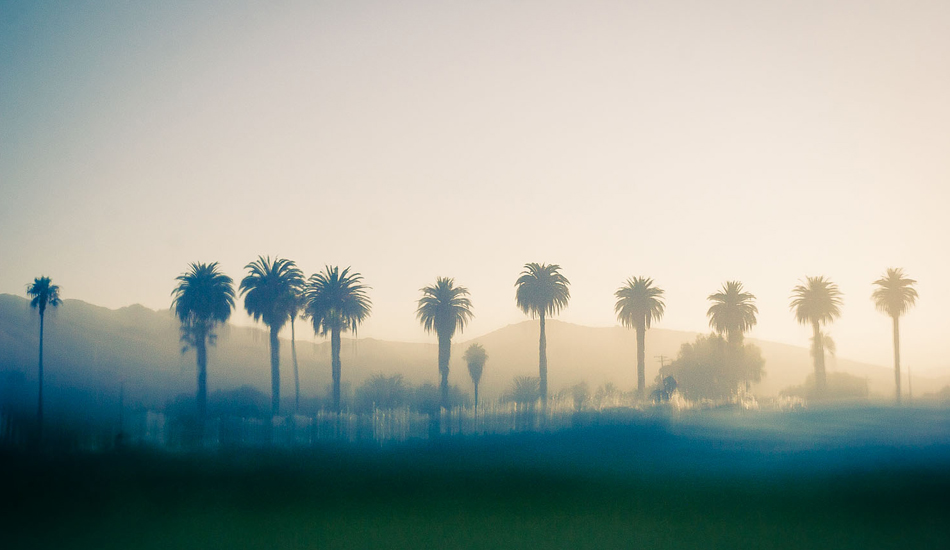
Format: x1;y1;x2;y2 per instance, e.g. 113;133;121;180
171;263;234;430
790;276;843;397
239;256;304;417
872;268;918;404
417;277;473;410
27;276;61;436
615;277;665;397
463;343;488;419
515;263;570;404
707;281;757;344
305;266;371;413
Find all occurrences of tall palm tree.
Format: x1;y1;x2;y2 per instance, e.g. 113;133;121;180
170;263;234;431
239;256;304;417
288;284;306;414
417;277;473;410
515;263;570;404
872;268;918;404
26;276;61;436
463;343;488;420
305;266;371;413
790;276;843;397
615;277;665;397
707;281;757;344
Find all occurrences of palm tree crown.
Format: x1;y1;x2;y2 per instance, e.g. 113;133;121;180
171;263;235;328
515;263;570;319
872;268;918;318
614;277;665;330
790;276;842;327
239;256;304;331
305;266;372;336
417;277;473;340
28;276;62;315
463;343;488;388
706;280;757;343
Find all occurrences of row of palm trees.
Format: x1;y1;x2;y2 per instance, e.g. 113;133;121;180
25;263;918;436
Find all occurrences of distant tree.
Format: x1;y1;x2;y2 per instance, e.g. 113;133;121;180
354;374;409;413
26;276;61;436
463;343;488;419
790;276;843;397
872;268;918;404
515;263;570;405
707;281;758;344
305;266;372;413
570;381;590;410
650;376;678;403
171;263;234;432
659;334;764;401
614;276;665;398
504;376;540;409
239;256;304;417
417;277;473;410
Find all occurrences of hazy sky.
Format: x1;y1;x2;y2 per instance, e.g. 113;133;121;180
2;1;948;375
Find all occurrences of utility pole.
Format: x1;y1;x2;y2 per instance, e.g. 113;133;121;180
655;355;670;369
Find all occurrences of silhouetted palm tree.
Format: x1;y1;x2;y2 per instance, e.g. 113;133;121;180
790;276;843;397
515;263;570;404
288;285;306;414
305;266;371;413
872;268;918;404
707;281;757;344
615;277;665;397
417;277;473;410
463;343;488;419
171;263;234;431
239;256;304;417
27;276;61;436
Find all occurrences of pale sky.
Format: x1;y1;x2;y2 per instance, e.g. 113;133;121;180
2;1;948;375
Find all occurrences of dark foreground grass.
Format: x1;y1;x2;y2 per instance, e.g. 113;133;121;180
4;408;950;549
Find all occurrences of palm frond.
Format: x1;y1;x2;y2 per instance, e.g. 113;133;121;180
238;256;304;331
614;276;665;329
305;265;372;336
416;277;473;339
790;275;843;326
872;267;918;319
514;263;571;318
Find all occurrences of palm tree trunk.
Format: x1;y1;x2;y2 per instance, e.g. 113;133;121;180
331;328;342;413
474;382;479;426
893;315;901;405
269;327;280;417
813;322;826;396
291;318;300;414
538;312;547;405
37;311;44;440
438;334;451;410
196;333;207;440
636;322;646;398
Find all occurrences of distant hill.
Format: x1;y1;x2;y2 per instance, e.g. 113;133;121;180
1;294;944;414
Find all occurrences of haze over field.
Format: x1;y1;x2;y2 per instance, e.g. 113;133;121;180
2;0;949;379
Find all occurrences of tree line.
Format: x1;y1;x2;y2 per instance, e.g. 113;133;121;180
24;264;918;436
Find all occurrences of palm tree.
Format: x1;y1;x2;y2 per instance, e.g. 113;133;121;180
614;277;665;397
707;281;758;344
872;268;918;404
170;263;234;431
239;256;304;417
288;284;306;414
790;276;843;397
305;266;371;413
463;343;488;420
26;276;61;436
515;263;570;404
417;277;473;410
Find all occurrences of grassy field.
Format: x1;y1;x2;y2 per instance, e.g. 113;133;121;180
4;406;950;549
